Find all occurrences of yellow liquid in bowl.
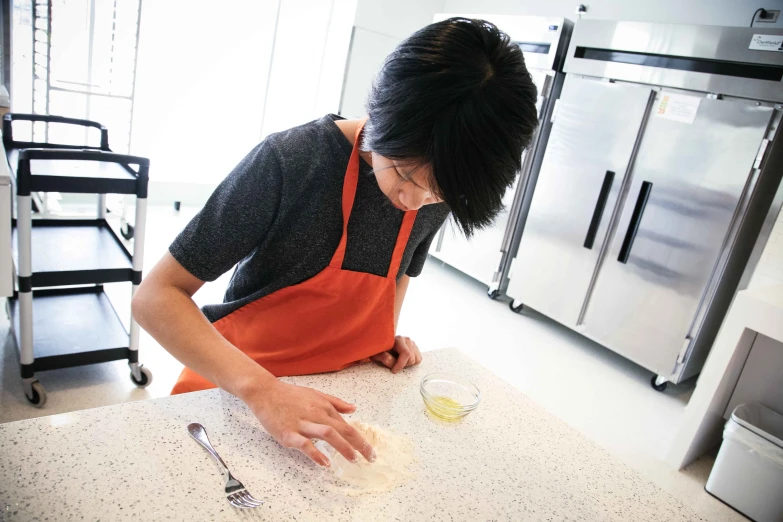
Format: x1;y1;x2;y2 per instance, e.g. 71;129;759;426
425;395;467;421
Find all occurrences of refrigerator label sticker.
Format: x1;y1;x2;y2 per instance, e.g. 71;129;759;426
655;94;701;124
749;34;783;52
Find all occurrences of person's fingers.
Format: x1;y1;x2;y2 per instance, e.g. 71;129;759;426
410;339;422;366
301;421;359;464
391;339;410;374
370;351;396;369
323;416;376;462
285;432;330;467
318;391;356;414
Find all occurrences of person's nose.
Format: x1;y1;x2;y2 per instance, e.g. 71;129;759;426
403;188;431;211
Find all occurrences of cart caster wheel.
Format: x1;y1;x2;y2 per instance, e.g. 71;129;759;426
25;381;47;408
509;301;525;313
488;289;500;300
121;223;135;240
651;375;668;392
130;366;153;388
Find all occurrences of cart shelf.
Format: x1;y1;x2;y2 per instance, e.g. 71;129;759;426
12;219;133;287
8;286;131;372
6;148;142;195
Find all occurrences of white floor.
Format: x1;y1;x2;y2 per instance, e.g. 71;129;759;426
0;204;745;521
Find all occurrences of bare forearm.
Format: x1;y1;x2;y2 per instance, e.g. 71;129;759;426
132;283;275;400
394;274;410;330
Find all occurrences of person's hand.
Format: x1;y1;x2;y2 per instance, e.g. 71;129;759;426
370;335;423;374
245;380;376;467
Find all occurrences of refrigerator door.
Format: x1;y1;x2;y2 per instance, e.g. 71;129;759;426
582;93;774;376
507;76;653;326
432;69;552;287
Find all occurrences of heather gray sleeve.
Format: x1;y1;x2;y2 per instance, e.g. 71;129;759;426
406;227;439;277
169;141;283;282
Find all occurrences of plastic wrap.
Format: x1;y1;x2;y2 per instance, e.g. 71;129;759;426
724;418;783;469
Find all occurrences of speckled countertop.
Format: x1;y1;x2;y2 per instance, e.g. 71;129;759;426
0;348;704;521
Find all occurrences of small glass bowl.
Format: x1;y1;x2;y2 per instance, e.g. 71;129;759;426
420;372;481;421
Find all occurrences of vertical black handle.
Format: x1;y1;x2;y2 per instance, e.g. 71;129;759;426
618;181;653;264
584;170;615;249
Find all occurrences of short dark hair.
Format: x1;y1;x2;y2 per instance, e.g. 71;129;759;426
363;17;539;237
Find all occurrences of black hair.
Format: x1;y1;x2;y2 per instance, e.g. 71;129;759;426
363;17;539;237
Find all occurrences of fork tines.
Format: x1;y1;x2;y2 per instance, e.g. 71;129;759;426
227;489;264;509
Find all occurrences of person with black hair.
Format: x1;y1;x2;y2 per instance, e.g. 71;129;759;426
133;17;539;467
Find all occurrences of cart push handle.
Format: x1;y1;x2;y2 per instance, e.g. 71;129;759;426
15;148;150;198
17;148;149;168
3;113;110;150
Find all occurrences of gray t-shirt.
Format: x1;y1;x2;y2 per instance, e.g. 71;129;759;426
169;115;450;322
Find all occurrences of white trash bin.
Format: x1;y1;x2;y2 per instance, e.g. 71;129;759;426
706;403;783;522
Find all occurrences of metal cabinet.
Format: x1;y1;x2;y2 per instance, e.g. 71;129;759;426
509;76;653;326
506;20;783;387
582;96;774;376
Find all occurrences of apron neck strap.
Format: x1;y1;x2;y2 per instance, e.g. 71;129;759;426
330;118;418;279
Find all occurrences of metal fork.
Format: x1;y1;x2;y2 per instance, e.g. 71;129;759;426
187;423;265;509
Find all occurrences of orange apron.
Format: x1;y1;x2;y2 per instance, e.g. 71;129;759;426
171;120;418;394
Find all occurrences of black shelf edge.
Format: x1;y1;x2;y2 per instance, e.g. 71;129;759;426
31;269;134;287
30;347;132;372
28;176;138;195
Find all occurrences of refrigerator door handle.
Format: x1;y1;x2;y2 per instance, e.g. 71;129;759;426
618;181;653;264
583;170;615;249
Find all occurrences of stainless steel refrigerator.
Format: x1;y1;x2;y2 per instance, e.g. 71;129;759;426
429;14;572;297
506;21;783;389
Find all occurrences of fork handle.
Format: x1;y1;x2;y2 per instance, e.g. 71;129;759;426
187;423;230;475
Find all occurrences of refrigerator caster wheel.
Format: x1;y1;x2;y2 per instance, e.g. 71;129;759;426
651;375;668;392
25;381;47;408
121;222;135;240
488;290;500;300
509;301;524;313
130;365;153;388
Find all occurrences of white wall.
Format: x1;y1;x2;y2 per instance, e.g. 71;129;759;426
131;0;278;186
261;0;356;138
131;0;355;189
441;0;783;27
339;0;445;118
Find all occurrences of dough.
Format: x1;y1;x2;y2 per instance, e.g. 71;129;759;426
315;421;414;494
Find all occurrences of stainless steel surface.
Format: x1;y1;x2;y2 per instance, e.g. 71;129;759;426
676;107;783;383
507;76;653;326
739;110;783;291
685;107;780;351
505;21;783;385
565;20;783;103
187;423;264;509
581;95;774;376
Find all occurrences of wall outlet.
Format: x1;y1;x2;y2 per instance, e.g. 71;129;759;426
757;9;780;23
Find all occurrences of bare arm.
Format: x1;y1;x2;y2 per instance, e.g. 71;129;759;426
132;253;375;465
393;274;410;329
370;274;422;373
132;252;271;398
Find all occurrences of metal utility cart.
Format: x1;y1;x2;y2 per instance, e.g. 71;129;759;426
3;113;151;407
428;14;572;298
